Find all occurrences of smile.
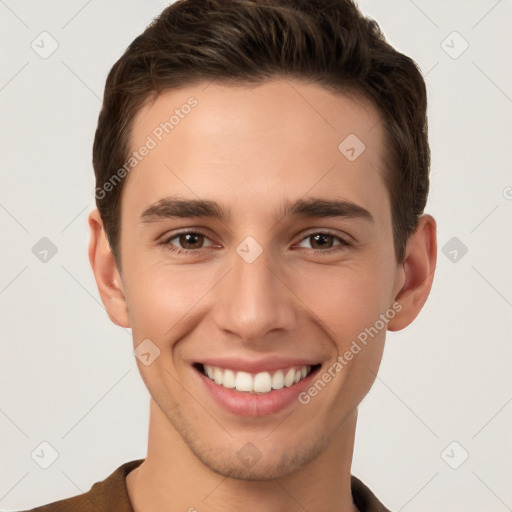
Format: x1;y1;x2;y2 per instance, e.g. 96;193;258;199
193;359;322;416
199;364;315;394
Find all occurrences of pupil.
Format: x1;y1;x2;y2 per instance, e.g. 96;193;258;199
312;233;332;249
181;233;202;249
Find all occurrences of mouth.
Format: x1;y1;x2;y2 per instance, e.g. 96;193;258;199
194;362;321;394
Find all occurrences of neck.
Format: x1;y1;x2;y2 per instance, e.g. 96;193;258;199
126;399;359;512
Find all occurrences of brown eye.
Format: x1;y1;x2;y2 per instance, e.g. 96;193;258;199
162;231;215;253
178;232;204;249
296;232;350;252
309;233;335;249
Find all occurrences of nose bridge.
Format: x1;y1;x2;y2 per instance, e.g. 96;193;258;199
214;242;297;341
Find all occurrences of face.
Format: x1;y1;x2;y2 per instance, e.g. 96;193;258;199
115;79;404;479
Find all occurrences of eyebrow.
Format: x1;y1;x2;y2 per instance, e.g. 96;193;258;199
139;196;374;224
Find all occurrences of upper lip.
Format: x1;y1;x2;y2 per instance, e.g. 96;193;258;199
196;357;321;374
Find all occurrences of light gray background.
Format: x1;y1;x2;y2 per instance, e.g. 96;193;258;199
1;1;511;511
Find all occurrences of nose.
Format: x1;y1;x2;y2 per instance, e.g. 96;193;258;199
212;243;298;345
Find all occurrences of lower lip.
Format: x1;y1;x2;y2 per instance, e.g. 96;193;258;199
195;366;320;417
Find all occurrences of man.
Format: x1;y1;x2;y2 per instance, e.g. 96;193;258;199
23;0;436;510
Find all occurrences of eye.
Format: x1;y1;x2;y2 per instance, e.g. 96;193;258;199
161;231;215;253
159;230;350;256
296;232;351;253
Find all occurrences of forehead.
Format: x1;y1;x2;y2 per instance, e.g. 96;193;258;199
131;79;383;154
124;79;389;226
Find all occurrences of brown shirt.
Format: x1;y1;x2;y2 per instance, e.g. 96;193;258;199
20;459;391;512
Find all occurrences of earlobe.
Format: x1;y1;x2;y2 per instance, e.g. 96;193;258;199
387;214;437;332
88;209;131;328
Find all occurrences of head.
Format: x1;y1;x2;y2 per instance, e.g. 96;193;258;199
89;0;436;480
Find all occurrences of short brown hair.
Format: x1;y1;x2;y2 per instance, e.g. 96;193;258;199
93;0;429;267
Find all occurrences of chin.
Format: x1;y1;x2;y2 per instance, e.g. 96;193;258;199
192;447;315;481
150;384;340;481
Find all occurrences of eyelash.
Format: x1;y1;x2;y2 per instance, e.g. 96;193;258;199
159;230;351;256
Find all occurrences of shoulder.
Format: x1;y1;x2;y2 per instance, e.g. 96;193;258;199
15;459;144;512
351;475;392;512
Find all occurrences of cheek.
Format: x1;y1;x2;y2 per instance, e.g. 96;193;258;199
123;255;217;343
289;259;394;344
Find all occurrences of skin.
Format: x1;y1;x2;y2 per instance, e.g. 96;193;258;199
88;79;437;512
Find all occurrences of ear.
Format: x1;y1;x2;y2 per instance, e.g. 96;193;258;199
88;209;130;328
387;214;437;331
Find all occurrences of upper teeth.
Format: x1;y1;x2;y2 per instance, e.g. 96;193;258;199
203;365;311;393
